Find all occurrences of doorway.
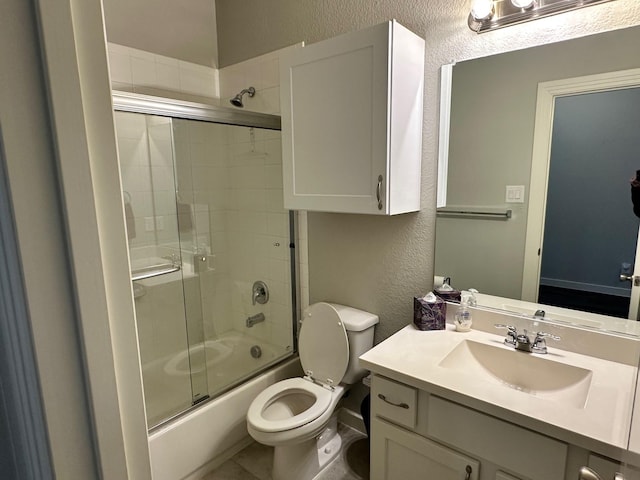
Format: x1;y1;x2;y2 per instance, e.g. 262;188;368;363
522;68;640;320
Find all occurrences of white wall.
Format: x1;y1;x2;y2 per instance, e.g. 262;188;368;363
103;0;218;67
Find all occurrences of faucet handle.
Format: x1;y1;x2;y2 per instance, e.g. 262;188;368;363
532;331;560;354
494;323;516;333
534;331;560;341
494;324;518;346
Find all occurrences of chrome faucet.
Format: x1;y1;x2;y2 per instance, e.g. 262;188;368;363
252;280;269;305
246;312;266;328
495;324;560;354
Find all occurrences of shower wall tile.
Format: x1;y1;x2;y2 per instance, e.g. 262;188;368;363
264;138;282;165
264;164;283;189
266;212;288;237
233;189;266;212
265;189;285;213
107;43;219;99
131;56;158;89
156;63;181;91
108;43;134;85
218;43;302;115
267;258;288;285
261;58;280;89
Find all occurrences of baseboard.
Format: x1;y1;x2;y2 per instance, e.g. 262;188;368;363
338;407;366;435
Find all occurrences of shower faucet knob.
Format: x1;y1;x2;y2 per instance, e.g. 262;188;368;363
252;280;269;305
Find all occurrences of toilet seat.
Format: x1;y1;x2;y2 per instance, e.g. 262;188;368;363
247;303;351;435
247;377;333;432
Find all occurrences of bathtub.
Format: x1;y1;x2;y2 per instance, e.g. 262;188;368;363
148;351;301;480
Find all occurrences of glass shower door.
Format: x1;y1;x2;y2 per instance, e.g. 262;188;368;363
115;111;208;427
170;118;294;397
114;95;295;429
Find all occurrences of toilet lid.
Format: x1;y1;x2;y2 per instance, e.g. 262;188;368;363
299;302;349;387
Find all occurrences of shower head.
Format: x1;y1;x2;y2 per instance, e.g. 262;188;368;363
230;87;256;108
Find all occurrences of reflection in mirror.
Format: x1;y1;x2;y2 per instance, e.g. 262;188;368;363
537;88;640;318
435;25;640;332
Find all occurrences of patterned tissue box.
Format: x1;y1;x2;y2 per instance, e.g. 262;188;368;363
413;295;446;331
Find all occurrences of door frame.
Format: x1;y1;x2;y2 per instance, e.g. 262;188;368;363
521;68;640;312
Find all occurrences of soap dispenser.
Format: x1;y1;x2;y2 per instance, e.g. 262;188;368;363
454;297;472;332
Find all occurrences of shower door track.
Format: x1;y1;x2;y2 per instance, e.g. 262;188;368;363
112;90;281;130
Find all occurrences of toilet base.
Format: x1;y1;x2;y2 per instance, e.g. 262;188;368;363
272;415;341;480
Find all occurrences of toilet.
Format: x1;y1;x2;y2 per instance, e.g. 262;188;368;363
246;302;378;480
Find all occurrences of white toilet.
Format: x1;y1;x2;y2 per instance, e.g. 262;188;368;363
246;302;378;480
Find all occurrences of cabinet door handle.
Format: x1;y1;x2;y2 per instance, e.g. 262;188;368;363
464;465;473;480
578;467;603;480
376;175;383;210
377;393;409;409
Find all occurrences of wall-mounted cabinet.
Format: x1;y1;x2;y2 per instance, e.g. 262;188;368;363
280;20;424;215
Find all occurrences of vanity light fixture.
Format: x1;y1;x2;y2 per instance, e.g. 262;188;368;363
511;0;535;8
468;0;617;33
470;0;495;21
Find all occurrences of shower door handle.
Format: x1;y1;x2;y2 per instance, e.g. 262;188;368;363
131;263;181;282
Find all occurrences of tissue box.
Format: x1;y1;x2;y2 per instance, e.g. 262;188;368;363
434;286;461;303
413;296;446;331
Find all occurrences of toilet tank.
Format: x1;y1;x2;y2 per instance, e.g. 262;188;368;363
332;304;379;384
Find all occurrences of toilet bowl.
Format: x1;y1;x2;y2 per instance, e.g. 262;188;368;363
246;302;378;480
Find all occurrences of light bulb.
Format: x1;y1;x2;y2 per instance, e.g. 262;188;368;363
511;0;535;8
471;0;494;20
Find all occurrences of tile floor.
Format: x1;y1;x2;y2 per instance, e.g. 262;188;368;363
202;424;369;480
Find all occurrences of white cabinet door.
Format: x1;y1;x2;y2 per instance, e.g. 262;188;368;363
371;417;479;480
281;20;423;215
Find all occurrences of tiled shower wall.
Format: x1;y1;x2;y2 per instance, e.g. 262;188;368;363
108;43;219;100
218;44;309;312
171;120;292;349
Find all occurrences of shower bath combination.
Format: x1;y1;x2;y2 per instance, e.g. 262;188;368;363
230;86;256;107
112;90;294;433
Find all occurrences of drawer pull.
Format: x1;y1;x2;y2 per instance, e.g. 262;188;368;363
378;393;409;409
464;465;473;480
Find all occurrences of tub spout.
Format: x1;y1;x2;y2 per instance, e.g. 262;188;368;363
246;312;265;328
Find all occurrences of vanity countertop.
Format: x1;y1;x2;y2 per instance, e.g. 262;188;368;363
359;323;637;456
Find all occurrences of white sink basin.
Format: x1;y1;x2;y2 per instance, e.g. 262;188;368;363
439;340;593;408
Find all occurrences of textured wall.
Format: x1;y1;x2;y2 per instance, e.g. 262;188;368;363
103;0;218;67
216;0;640;342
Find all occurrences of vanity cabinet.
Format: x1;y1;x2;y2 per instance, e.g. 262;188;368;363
372;417;480;480
280;20;424;215
370;375;571;480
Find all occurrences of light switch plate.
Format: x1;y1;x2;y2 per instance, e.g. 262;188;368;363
506;185;525;203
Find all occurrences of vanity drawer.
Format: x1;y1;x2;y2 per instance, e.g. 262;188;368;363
427;396;567;480
372;375;418;429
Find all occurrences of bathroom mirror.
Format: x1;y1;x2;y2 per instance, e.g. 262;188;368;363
435;25;640;333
